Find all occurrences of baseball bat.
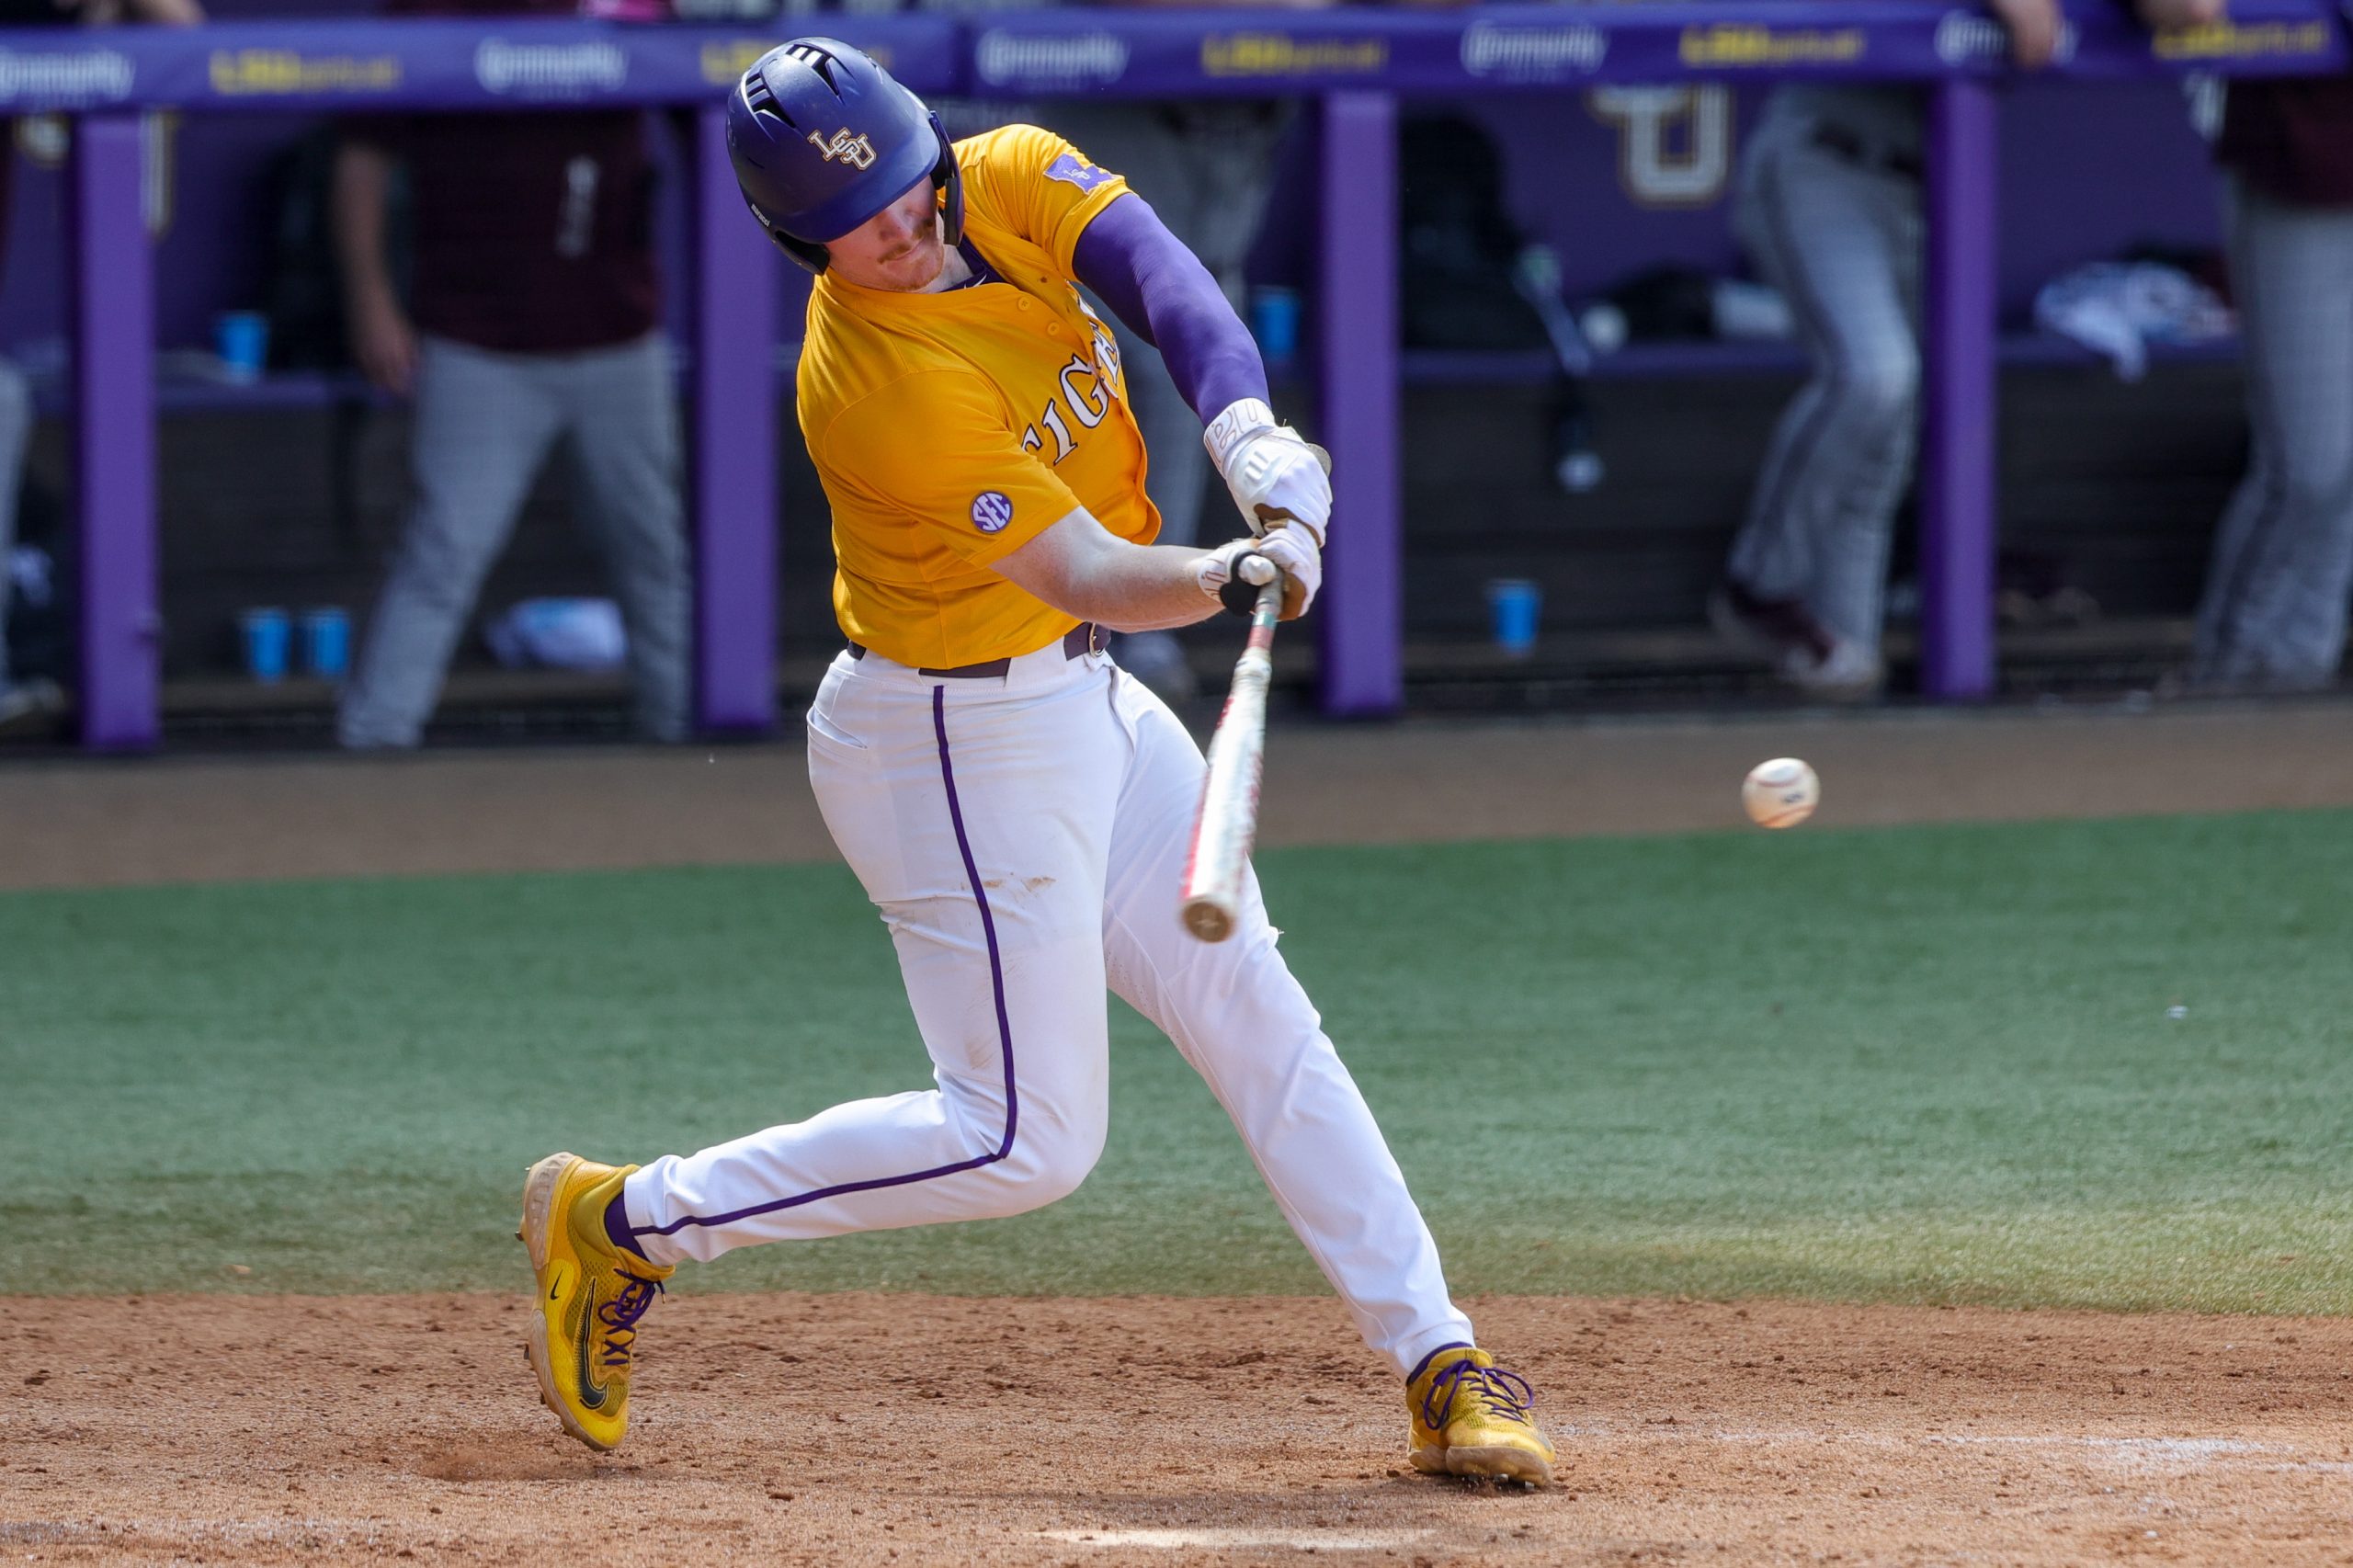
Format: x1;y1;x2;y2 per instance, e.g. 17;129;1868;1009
1179;571;1285;944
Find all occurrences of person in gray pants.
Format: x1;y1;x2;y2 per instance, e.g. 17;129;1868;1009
1709;0;2078;698
0;361;51;735
2193;80;2353;691
1713;0;2214;699
1709;85;1927;699
332;6;689;749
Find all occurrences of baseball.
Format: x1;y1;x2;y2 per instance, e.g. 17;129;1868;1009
1743;757;1819;829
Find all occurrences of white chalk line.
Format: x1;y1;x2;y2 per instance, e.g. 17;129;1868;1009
1040;1528;1435;1551
1547;1426;2341;1473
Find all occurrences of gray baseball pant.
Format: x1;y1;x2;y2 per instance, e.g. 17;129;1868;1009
1041;100;1288;549
2192;176;2353;690
1726;89;1924;654
0;359;30;692
339;332;691;747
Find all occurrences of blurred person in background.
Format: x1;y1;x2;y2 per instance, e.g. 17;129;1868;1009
2190;74;2353;691
0;0;202;736
332;0;689;748
1709;0;2216;699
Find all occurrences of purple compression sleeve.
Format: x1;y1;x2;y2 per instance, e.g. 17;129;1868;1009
1071;192;1268;425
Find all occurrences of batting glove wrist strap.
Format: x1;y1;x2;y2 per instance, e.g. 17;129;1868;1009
1204;400;1332;547
1192;539;1265;607
1192;533;1319;621
1203;399;1279;467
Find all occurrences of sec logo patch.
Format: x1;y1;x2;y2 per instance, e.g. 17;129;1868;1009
971;492;1014;534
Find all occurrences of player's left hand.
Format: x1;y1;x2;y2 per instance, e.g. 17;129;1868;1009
1193;526;1319;621
1204;399;1332;545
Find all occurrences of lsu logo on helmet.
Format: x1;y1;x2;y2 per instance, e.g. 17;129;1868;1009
807;128;879;169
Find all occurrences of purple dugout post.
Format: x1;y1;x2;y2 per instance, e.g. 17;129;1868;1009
690;101;779;733
1315;90;1403;717
73;114;160;752
1919;80;1998;701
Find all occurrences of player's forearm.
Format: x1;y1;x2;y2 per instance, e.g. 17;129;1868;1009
1072;195;1267;424
121;0;205;25
1041;542;1228;633
331;141;400;310
995;512;1225;633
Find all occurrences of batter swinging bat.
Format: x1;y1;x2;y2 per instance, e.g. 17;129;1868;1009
1181;562;1285;943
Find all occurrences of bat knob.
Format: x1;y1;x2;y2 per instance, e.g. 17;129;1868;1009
1182;898;1235;944
1238;553;1279;587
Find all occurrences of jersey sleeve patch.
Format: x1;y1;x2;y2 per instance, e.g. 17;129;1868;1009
1045;152;1114;193
971;491;1015;534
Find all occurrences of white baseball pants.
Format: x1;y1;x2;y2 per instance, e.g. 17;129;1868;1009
623;639;1474;1376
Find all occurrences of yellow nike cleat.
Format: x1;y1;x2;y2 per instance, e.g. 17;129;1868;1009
518;1152;673;1452
1406;1346;1557;1486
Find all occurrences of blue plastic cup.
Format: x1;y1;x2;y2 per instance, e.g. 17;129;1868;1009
1249;287;1301;367
240;607;291;683
1486;578;1542;659
301;607;350;680
215;311;269;383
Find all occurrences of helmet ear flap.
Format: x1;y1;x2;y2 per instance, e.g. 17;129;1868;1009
776;231;831;275
929;112;964;249
743;190;831;275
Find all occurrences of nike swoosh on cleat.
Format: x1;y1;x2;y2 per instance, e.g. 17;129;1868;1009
573;1285;610;1412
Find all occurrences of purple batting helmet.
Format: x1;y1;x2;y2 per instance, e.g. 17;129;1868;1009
726;38;964;275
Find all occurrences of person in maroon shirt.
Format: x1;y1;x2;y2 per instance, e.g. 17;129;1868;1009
332;0;688;746
2191;77;2353;689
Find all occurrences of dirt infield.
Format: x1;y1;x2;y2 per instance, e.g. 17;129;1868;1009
10;1292;2351;1565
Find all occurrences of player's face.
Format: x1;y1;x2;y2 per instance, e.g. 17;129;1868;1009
826;181;944;292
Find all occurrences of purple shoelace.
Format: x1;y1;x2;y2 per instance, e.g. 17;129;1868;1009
596;1272;665;1369
1422;1359;1539;1430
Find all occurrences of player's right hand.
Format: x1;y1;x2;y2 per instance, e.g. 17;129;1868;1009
1193;528;1320;621
349;287;419;396
1988;0;2063;66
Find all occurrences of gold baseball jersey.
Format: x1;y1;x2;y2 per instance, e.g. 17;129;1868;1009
797;125;1156;670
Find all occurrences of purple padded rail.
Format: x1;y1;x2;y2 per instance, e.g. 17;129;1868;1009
691;102;779;733
1920;80;2000;700
72;115;157;751
1318;91;1403;716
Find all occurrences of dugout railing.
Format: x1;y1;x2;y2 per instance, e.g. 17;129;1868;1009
12;0;2348;749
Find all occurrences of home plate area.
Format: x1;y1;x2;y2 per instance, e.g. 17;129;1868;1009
8;1292;2350;1565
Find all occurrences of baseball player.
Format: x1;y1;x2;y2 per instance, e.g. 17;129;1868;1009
517;40;1554;1486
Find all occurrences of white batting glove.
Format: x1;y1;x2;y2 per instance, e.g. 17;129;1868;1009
1191;527;1321;621
1203;398;1332;546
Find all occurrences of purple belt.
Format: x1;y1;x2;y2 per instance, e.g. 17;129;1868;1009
847;621;1103;678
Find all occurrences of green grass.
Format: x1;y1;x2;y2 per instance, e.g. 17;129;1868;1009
4;810;2349;1311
